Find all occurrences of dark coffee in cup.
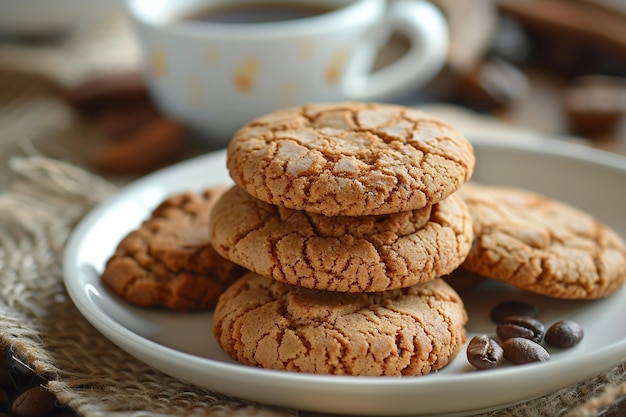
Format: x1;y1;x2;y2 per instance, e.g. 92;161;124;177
182;2;336;24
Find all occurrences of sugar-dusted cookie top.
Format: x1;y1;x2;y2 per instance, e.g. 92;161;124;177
227;102;475;216
209;185;473;292
459;182;626;299
213;272;467;376
102;187;246;311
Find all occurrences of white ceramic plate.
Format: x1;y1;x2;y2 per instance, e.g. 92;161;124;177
63;135;626;416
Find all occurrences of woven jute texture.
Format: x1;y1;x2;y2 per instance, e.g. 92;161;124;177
0;14;625;417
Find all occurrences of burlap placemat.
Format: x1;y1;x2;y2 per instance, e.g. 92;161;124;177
0;14;625;417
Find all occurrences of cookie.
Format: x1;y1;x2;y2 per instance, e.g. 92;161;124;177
227;102;475;216
459;182;626;299
213;272;467;376
102;187;246;311
210;186;473;292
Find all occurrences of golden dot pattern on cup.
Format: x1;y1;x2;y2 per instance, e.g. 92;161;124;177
300;41;314;61
161;45;349;101
234;56;261;93
206;46;220;65
325;49;348;84
149;45;168;78
188;75;205;108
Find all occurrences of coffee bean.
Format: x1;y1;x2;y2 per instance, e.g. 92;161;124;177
11;385;58;417
490;301;538;323
496;315;545;343
0;387;8;408
468;300;578;372
545;320;584;348
0;370;12;392
502;337;550;364
466;335;504;370
0;349;8;370
5;349;31;379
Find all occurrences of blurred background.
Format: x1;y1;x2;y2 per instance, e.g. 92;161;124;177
0;0;625;180
0;2;625;416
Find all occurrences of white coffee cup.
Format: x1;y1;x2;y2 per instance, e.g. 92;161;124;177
127;0;448;145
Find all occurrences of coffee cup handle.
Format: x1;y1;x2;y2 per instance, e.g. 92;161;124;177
342;0;448;101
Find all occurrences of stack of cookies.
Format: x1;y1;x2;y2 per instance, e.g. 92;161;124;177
209;102;477;376
100;101;626;377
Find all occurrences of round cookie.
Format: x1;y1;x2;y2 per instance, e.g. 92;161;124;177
102;187;246;311
227;102;475;216
459;182;626;299
213;272;467;376
209;185;473;292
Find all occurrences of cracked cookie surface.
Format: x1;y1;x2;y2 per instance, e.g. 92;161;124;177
210;186;473;292
102;187;246;311
227;102;475;216
459;182;626;299
213;272;467;376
